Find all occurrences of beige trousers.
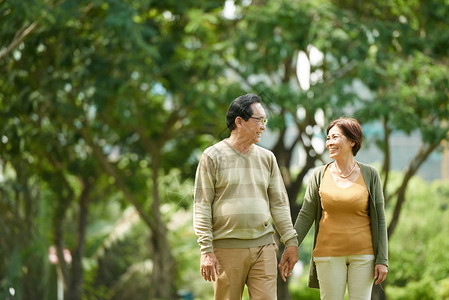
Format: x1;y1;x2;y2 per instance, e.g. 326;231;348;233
313;255;375;300
213;244;277;300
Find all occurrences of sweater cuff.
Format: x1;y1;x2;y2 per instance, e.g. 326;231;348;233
200;245;214;255
284;236;299;247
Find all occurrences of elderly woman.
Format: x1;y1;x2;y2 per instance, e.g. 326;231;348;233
280;117;388;300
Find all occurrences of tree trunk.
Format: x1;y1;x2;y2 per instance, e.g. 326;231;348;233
381;118;391;203
371;283;386;300
66;178;91;300
53;177;73;295
150;156;177;299
150;233;177;299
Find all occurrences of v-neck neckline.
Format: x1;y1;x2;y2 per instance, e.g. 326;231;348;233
224;139;254;156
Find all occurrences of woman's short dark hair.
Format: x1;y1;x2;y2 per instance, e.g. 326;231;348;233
327;117;363;156
226;94;261;131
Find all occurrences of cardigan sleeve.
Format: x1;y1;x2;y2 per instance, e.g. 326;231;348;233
294;167;322;245
372;168;389;266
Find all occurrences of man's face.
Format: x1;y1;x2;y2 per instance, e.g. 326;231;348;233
241;102;267;144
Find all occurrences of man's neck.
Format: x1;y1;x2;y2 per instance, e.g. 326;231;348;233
227;133;253;154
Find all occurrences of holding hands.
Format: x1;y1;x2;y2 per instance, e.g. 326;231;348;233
278;246;299;282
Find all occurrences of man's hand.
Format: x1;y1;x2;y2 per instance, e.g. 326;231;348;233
278;246;299;282
374;264;388;285
200;252;220;282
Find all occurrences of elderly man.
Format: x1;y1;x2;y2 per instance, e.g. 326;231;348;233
194;93;298;299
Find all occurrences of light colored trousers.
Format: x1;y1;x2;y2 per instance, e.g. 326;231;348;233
313;255;375;300
213;244;277;300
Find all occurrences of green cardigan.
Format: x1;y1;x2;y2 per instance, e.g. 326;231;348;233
294;161;389;289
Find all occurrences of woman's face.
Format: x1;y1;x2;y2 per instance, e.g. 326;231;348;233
326;125;355;160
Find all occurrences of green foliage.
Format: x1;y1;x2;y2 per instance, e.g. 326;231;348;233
0;164;50;299
289;272;320;299
91;222;151;299
388;278;439;300
168;207;214;299
386;178;449;298
351;0;449;144
1;0;449;298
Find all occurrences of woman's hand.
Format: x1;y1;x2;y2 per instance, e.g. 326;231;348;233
374;264;388;285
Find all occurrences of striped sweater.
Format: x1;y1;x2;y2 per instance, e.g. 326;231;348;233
194;139;298;254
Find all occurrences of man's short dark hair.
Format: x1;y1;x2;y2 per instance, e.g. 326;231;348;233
226;94;261;131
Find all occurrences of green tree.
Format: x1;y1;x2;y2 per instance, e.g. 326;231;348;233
1;0;229;298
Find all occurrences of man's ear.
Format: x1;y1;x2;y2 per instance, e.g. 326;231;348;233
236;116;243;128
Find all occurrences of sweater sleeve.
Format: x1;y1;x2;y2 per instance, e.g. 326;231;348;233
268;154;298;247
193;153;216;254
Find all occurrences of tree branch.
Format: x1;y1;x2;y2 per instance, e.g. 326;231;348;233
80;128;157;233
0;22;38;61
387;141;440;238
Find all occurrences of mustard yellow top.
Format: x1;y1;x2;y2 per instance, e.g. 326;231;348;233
313;168;374;257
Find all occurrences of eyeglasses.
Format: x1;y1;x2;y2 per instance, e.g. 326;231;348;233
250;116;268;125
